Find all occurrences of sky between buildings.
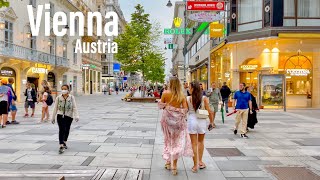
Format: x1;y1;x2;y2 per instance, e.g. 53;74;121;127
119;0;181;78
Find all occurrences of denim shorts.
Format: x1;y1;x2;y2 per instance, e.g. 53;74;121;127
9;104;18;112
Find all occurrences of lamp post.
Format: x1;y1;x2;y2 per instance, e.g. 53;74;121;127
167;0;187;81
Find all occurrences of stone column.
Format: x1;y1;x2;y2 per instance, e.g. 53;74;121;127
312;48;320;108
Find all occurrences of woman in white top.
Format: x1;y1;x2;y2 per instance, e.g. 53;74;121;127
187;81;213;173
51;85;79;154
40;86;50;123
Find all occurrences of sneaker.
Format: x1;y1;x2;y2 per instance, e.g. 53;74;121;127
226;110;229;113
59;147;64;154
63;143;68;149
31;114;34;117
23;114;29;118
234;129;237;135
6;121;11;125
11;121;20;124
240;134;248;138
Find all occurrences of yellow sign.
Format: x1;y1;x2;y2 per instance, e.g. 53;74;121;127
174;17;182;28
240;65;259;71
210;23;224;38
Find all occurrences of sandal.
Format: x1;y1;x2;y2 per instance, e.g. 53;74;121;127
165;162;171;170
24;114;29;118
171;169;177;176
212;123;216;128
191;166;198;173
199;163;207;169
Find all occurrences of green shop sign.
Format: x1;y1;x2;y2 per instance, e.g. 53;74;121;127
0;0;10;8
164;28;192;35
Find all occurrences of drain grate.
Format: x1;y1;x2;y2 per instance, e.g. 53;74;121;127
206;148;245;157
266;167;320;180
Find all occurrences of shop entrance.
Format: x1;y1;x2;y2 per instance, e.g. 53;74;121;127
27;77;39;91
239;59;260;96
281;53;312;108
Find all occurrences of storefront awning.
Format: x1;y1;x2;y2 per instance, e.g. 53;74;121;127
278;33;320;39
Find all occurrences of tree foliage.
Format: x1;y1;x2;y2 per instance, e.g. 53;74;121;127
114;4;165;83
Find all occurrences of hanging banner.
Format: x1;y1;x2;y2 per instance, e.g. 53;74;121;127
187;1;225;11
188;12;223;22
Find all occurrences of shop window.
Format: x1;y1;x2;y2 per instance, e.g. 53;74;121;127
4;21;13;46
62;75;67;85
284;0;295;17
0;67;16;91
298;0;320;18
264;0;271;27
49;38;55;55
238;0;262;24
63;44;67;58
73;46;77;65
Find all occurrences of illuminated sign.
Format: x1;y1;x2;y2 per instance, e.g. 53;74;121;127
31;67;48;74
0;70;13;76
240;65;258;71
286;69;310;76
164;28;192;35
187;1;225;11
210;23;224;38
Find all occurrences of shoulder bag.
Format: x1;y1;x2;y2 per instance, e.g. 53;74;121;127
196;96;209;119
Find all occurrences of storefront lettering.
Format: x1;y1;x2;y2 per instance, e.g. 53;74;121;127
0;70;13;76
240;65;258;71
286;69;310;76
31;67;48;74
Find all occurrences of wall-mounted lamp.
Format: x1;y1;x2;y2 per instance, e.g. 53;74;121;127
63;45;66;51
48;41;51;46
0;19;5;30
22;79;27;85
59;81;62;85
26;31;32;39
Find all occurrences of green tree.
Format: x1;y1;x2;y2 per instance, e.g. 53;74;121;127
114;4;165;95
0;0;10;8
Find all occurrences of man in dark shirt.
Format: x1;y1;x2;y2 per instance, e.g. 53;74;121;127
233;83;252;138
6;78;19;124
220;82;231;113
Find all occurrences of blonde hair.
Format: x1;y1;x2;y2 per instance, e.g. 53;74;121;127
169;77;184;104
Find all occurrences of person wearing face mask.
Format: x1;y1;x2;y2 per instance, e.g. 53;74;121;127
51;85;79;154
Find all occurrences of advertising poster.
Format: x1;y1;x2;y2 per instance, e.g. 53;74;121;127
260;75;285;107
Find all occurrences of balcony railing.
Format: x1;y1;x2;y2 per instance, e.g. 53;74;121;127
0;41;69;67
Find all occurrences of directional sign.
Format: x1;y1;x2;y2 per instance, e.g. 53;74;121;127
187;1;225;11
168;44;178;49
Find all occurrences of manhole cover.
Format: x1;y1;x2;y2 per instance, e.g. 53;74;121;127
266;167;320;180
206;148;245;157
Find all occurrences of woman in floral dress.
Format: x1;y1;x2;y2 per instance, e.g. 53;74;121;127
158;77;193;175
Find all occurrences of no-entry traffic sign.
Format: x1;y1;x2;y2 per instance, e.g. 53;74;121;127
187;1;225;11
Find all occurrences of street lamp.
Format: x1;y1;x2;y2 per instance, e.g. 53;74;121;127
166;0;187;81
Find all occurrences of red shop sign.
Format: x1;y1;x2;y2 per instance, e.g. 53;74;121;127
186;1;225;11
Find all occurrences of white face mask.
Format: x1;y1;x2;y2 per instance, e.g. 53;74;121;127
61;90;68;94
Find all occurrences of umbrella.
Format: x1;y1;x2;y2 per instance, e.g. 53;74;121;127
221;105;225;124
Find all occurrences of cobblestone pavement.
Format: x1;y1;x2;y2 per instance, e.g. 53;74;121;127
0;93;320;180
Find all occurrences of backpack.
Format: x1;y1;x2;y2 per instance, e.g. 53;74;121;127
46;94;54;106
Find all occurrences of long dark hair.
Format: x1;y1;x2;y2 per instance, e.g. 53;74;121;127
190;81;202;110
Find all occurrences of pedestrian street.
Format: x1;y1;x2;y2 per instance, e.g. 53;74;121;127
0;93;319;180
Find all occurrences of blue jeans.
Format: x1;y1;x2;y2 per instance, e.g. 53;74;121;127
222;98;229;112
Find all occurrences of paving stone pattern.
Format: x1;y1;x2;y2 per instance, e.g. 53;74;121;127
0;92;319;180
